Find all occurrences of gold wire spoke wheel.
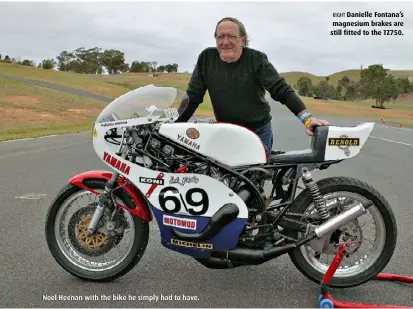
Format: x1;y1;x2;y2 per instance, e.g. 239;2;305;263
46;179;149;281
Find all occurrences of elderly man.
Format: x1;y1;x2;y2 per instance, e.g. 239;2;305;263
175;17;330;152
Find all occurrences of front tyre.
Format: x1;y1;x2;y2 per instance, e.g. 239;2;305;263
288;177;397;288
45;179;149;282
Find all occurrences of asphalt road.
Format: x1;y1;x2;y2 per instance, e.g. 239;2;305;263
1;102;412;308
0;73;114;103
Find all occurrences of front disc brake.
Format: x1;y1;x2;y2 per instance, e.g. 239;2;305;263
67;205;123;256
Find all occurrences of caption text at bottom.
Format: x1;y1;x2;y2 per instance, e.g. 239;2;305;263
43;294;199;302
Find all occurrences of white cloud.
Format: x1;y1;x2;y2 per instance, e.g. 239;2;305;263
0;1;412;75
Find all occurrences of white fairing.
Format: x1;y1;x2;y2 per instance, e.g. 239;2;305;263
323;122;375;161
93;121;249;219
92;85;250;220
158;122;267;167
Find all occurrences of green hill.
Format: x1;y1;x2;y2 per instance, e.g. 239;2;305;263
280;69;413;87
2;61;413;97
1;61;412;141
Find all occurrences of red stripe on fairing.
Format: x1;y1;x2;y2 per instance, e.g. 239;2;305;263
145;173;164;198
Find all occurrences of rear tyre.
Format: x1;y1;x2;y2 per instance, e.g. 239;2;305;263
287;176;397;288
45;179;149;282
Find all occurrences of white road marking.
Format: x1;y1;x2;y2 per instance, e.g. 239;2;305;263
1;135;58;143
14;193;47;200
370;136;412;147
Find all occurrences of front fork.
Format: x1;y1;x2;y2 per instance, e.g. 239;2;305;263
87;172;120;236
87;129;129;236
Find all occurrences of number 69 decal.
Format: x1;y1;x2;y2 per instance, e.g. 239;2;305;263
158;186;209;215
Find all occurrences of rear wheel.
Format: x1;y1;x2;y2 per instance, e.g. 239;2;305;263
45;179;149;281
287;176;397;288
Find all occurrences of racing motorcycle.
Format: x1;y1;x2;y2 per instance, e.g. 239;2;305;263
45;84;397;288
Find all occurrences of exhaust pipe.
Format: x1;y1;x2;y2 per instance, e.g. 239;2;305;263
314;201;371;238
210;243;298;265
210;201;373;265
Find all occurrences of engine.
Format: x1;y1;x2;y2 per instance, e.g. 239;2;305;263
120;123;269;247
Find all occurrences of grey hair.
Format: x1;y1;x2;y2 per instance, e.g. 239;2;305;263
214;17;250;47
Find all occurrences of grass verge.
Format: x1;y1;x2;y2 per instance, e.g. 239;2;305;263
301;96;413;128
0;77;106;141
0;62;130;98
0;122;93;141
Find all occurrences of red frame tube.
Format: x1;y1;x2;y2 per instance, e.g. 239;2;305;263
323;293;409;309
320;242;413;308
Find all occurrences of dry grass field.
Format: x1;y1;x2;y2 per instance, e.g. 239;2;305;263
1;61;412;141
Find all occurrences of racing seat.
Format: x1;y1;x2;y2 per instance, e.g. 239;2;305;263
269;126;329;164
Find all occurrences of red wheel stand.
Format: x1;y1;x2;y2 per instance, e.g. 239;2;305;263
318;241;413;308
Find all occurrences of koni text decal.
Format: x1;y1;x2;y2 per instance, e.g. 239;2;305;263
139;177;165;185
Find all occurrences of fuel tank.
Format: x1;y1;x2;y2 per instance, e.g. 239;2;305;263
158;122;267;167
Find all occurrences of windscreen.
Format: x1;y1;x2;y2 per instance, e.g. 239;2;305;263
96;84;182;123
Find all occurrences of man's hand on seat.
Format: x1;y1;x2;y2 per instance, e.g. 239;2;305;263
305;118;330;136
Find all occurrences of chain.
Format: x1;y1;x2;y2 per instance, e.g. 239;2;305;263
267;210;313;219
284;211;307;217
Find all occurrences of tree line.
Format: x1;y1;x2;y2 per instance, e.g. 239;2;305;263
295;64;413;108
0;46;179;74
0;54;56;70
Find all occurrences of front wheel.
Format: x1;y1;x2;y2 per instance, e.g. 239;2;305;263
287;176;397;288
45;179;149;281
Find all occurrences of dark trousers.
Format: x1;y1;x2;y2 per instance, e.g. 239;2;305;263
254;122;273;153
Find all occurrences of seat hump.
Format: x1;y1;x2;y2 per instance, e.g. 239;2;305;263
270;126;329;164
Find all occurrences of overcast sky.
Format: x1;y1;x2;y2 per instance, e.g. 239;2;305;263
1;1;412;76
